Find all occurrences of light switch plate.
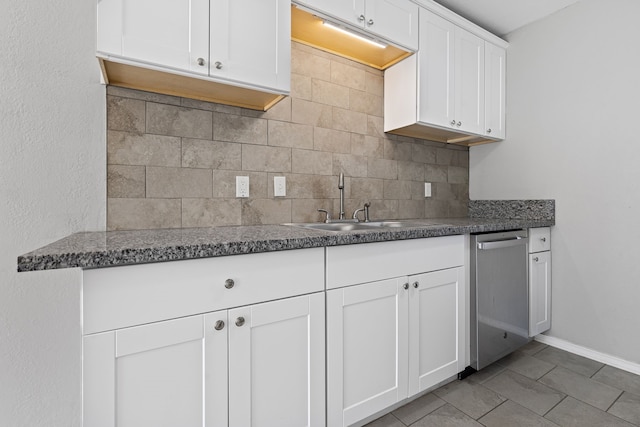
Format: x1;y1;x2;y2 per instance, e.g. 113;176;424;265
274;176;286;197
236;176;249;198
424;182;432;198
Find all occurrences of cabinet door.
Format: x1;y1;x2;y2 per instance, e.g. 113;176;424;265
83;313;228;427
327;278;409;427
485;42;506;139
529;252;552;336
97;0;209;75
210;0;290;91
366;0;419;50
228;293;325;427
454;27;485;135
418;9;455;129
408;267;464;396
294;0;366;28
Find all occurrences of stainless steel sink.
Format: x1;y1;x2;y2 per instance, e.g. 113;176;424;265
285;220;434;232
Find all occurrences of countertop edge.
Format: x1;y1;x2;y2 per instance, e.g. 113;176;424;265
17;218;555;272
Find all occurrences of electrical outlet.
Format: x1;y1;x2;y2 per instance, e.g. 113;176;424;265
236;176;249;198
274;176;286;197
424;182;432;198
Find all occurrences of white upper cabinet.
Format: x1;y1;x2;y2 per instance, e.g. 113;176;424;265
209;0;290;91
295;0;419;50
453;26;485;136
485;42;507;139
416;9;455;130
97;0;210;75
96;0;290;110
384;6;507;146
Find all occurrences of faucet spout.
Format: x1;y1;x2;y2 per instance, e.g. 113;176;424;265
338;173;345;220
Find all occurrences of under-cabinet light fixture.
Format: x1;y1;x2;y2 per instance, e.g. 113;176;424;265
322;21;387;49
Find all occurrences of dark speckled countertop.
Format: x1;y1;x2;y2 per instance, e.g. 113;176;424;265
17;214;554;272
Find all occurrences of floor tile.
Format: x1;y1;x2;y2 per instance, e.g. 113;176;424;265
545;396;635;427
478;400;561;427
364;413;405;427
433;380;506;419
539;366;622;410
498;351;556;380
410;404;483;427
391;393;445;425
593;365;640;396
608;391;640;425
520;340;549;356
466;362;505;385
535;346;604;377
483;370;565;415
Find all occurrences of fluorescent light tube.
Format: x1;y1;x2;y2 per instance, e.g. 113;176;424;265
322;21;387;49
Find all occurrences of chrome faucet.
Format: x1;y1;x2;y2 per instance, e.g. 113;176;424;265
338;173;345;220
352;202;371;222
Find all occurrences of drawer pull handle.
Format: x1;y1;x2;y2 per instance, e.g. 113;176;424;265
541;237;547;242
225;279;235;289
214;320;225;331
403;283;409;290
413;282;419;289
533;257;539;262
235;317;245;327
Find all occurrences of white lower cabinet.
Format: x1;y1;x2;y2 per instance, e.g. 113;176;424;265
528;227;552;336
408;267;464;396
327;278;409;427
82;247;325;427
529;250;552;336
84;292;325;427
326;237;466;427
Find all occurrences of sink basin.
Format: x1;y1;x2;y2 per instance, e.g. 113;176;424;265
285;220;433;232
285;222;377;232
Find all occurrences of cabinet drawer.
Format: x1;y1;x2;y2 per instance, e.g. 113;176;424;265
529;228;551;253
83;248;324;334
326;236;464;289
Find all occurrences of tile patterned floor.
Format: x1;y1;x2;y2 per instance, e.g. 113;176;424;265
365;341;640;427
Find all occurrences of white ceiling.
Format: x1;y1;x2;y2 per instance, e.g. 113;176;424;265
432;0;582;36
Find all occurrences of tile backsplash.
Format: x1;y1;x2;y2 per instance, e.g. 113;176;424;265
107;42;469;230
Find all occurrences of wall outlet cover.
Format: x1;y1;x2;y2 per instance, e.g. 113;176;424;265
236;176;249;198
424;182;432;198
274;176;286;197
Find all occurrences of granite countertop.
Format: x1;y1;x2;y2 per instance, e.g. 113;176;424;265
17;216;554;272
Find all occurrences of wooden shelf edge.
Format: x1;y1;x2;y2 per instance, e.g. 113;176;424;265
99;58;287;111
386;123;502;147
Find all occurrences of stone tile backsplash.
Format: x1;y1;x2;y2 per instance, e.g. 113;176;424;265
106;42;470;230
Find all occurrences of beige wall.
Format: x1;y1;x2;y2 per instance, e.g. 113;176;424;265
107;42;469;230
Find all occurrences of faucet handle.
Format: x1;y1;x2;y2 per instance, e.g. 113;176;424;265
364;202;371;222
352;202;372;222
318;209;331;223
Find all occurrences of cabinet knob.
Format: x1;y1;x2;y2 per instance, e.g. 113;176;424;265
367;19;374;26
456;121;462;127
487;128;492;134
214;320;225;331
450;120;456;126
358;14;365;22
235;317;245;327
197;57;205;66
533;257;539;262
403;283;409;290
225;278;235;289
214;61;223;70
413;281;419;289
541;237;547;242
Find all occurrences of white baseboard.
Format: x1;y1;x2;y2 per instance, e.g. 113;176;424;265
534;334;640;376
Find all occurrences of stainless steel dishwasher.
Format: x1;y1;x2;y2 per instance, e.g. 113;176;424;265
470;229;530;371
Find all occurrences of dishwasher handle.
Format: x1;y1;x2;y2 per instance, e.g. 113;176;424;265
477;237;527;250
